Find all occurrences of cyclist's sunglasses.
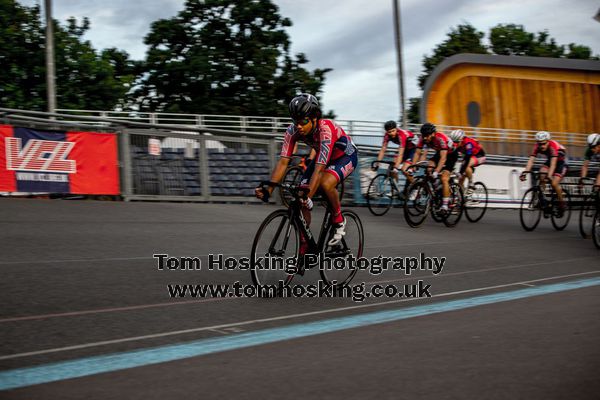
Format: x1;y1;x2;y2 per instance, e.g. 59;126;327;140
293;118;311;126
538;141;549;146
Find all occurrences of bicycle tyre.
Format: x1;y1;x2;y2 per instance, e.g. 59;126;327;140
320;210;363;287
443;181;464;227
250;209;298;290
592;210;600;249
550;188;571;231
520;187;542;231
403;180;430;228
367;174;395;216
465;181;488;223
578;193;595;239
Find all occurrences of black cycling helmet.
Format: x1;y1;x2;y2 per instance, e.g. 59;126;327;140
289;93;321;121
384;120;397;131
420;122;436;136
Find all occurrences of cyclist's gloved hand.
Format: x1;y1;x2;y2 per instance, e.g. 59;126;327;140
300;197;313;210
432;171;439;179
519;172;527;182
256;181;274;203
371;162;379;171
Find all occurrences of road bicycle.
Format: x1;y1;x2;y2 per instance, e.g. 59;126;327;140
279;154;344;207
366;160;411;216
519;171;572;231
252;182;363;290
403;162;464;228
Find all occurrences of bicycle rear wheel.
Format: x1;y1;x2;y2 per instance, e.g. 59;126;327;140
550;188;571;231
443;181;464;227
404;180;430;228
465;181;488;223
592;211;600;249
320;210;363;287
520;188;542;231
250;209;299;289
579;193;595;239
366;174;394;216
280;166;304;208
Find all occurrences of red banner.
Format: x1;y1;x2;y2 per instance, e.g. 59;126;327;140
0;125;120;195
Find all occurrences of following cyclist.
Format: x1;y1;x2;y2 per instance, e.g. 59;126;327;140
373;120;418;185
520;131;568;213
413;122;456;213
580;133;600;191
255;93;358;246
448;129;486;197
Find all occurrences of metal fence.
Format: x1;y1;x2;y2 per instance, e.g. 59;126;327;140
55;109;592;150
1;108;597;204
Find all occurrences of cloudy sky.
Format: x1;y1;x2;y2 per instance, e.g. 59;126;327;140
19;0;600;121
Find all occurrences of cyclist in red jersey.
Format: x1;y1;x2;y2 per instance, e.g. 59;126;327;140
448;129;486;197
373;120;418;185
520;131;568;212
413;122;455;213
579;133;600;191
255;93;358;246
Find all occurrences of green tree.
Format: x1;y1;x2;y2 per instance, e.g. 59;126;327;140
53;17;139;110
406;97;420;124
0;0;138;111
417;24;488;90
130;0;332;116
0;1;46;110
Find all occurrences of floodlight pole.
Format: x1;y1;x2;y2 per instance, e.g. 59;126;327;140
392;0;407;128
45;0;56;113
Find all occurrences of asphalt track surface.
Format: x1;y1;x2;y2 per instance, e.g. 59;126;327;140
1;198;599;399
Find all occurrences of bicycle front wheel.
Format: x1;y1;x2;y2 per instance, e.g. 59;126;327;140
579;193;596;239
404;180;430;228
520;188;542;231
592;210;600;249
367;174;394;216
550;188;571;231
320;210;364;287
250;209;299;288
465;181;488;223
443;181;464;228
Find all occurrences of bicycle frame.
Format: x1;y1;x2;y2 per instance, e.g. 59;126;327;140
287;197;332;255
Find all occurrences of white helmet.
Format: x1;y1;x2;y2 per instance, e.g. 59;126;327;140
449;129;465;143
587;133;600;147
535;131;551;142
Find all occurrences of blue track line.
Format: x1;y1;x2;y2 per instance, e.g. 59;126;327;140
1;276;599;391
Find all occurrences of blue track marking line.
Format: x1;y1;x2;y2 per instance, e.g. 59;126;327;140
1;277;599;391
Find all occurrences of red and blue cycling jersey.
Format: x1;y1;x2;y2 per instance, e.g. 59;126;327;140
455;137;485;156
531;140;567;162
417;132;454;152
280;119;356;165
383;129;418;149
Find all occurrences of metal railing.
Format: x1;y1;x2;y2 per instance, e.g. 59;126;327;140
1;108;596;204
54;109;591;147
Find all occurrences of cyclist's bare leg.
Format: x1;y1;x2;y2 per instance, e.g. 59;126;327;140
401;163;414;185
441;170;450;198
320;173;343;223
551;175;564;203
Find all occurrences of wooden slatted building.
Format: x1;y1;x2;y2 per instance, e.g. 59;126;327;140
421;54;600;156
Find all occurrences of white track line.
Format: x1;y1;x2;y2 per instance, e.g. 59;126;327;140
0;256;597;323
1;270;598;361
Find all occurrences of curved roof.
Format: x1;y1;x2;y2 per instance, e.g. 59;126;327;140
420;53;600;122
